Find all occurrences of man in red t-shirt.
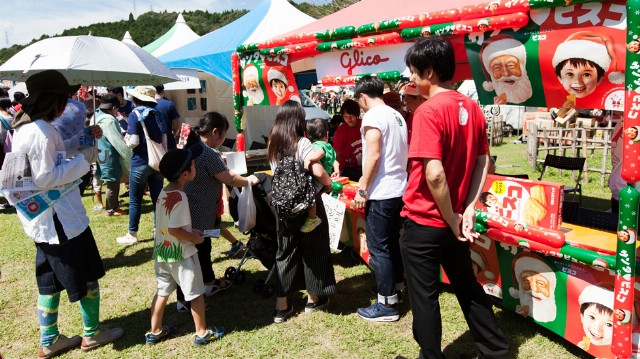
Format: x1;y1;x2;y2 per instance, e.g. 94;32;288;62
333;99;363;181
400;37;509;359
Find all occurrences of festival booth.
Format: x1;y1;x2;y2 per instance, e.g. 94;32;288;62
158;0;316;140
231;0;640;357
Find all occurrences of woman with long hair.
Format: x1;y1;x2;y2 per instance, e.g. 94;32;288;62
176;112;259;310
267;100;337;323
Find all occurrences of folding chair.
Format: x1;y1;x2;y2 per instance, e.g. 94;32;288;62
573;207;618;232
538;154;586;205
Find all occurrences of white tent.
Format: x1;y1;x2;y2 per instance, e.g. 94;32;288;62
121;31;139;47
143;14;200;58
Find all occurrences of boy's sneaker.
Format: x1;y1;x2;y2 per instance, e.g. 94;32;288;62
273;304;294;323
227;241;245;258
145;325;173;345
304;296;330;313
38;334;82;359
357;302;399;322
81;326;125;351
116;232;137;245
193;327;224;346
300;217;322;233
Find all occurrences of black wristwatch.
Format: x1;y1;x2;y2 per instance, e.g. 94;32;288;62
358;189;368;198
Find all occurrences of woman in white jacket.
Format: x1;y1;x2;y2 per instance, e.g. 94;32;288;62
10;70;123;358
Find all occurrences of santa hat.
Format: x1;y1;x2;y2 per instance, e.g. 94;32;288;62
513;253;556;291
470;250;495;280
267;66;288;86
243;64;258;80
477;18;490;27
480;35;527;92
552;31;624;85
578;285;614;310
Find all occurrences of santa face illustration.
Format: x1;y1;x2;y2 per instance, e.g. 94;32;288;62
488;54;532;104
518;269;556;322
481;37;533;105
243;66;264;106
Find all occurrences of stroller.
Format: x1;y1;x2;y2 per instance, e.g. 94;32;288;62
227;173;279;297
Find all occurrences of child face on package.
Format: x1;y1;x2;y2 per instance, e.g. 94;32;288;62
581;303;614;346
271;79;286;100
625;127;638;140
557;60;601;98
482;192;499;208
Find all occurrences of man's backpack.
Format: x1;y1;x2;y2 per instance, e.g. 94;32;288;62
271;151;316;219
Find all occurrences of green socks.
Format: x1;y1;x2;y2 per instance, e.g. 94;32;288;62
79;281;101;337
38;292;61;347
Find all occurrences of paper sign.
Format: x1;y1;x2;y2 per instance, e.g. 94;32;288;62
226;151;247;175
322;193;346;250
203;229;221;238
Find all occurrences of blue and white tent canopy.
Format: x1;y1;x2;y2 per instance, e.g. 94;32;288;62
159;0;315;83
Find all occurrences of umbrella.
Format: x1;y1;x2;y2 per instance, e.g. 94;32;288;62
0;35;179;86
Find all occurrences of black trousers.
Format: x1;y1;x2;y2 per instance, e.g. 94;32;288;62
275;195;337;297
399;219;509;359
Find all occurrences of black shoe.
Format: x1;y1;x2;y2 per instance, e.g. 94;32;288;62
273;304;294;323
459;351;485;359
304;296;329;313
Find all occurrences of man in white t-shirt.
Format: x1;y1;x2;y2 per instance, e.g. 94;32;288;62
353;75;408;322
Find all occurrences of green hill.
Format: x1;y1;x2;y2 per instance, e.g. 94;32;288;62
0;0;359;65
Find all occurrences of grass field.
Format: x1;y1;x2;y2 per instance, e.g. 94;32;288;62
0;141;607;358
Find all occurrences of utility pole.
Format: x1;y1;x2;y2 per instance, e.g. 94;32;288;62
133;0;137;16
4;31;8;47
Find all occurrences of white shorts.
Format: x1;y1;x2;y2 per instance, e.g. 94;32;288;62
155;255;205;302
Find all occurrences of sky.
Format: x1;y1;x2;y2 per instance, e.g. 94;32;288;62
0;0;331;48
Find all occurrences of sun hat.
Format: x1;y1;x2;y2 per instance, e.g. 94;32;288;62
21;70;80;106
126;86;157;104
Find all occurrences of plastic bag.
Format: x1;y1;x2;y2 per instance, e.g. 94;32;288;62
234;184;256;233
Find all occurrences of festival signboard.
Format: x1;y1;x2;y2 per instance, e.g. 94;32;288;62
315;43;412;79
465;0;627;110
239;52;301;107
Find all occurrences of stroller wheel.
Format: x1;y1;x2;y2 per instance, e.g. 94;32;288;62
263;283;275;298
253;279;265;294
224;267;236;281
235;271;246;284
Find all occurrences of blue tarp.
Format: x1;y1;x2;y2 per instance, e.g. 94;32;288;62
158;0;272;83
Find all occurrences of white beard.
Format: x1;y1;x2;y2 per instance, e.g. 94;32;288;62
491;70;533;104
520;290;557;323
246;88;264;105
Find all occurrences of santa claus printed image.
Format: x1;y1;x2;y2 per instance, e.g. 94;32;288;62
480;34;533;105
242;64;265;106
509;253;557;323
552;31;625;100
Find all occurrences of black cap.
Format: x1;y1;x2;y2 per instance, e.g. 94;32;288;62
99;93;120;110
159;146;203;181
22;70;80;106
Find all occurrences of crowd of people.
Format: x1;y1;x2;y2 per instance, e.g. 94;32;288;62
0;37;512;359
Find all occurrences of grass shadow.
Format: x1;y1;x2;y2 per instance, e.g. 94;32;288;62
101;239;155;271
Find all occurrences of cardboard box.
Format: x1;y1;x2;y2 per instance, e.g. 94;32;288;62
475;174;564;230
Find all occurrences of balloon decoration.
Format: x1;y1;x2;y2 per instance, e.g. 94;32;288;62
527;0;607;9
237;26;357;53
475;210;566;248
316;33;403;53
611;186;640;358
621;0;640;183
321;71;402;87
356;9;460;36
231;52;243;132
400;13;529;40
459;0;529;20
258;42;321;59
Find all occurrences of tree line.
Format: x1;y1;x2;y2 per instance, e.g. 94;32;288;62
0;0;360;65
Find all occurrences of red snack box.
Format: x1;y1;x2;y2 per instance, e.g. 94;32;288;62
342;184;359;200
475;174;564;230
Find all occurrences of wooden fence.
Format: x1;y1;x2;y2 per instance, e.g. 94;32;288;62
526;122;614;186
